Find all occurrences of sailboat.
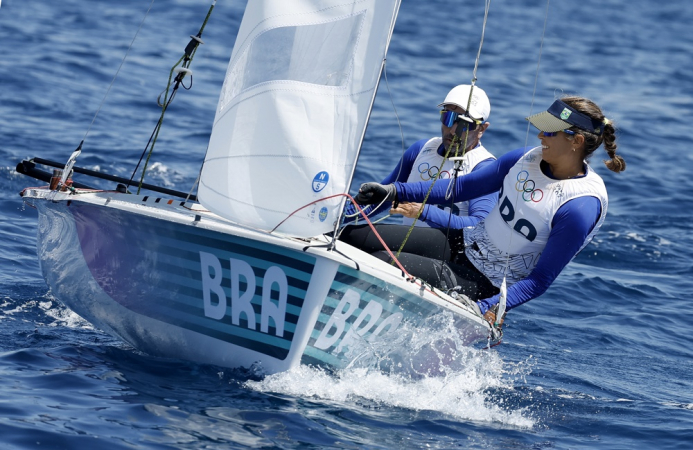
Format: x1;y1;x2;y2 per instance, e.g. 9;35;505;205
17;0;498;374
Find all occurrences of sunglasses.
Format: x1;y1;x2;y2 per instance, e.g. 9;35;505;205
541;129;576;137
440;110;479;130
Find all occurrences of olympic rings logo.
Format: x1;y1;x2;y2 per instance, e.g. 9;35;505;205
515;170;543;202
418;162;451;181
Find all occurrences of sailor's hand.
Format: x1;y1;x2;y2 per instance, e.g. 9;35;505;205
483;305;506;327
390;202;424;219
483;309;498;326
354;183;397;205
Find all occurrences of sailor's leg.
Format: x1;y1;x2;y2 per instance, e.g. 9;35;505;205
372;250;499;300
339;224;452;260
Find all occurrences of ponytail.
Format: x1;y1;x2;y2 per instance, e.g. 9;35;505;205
562;96;626;173
601;121;626;173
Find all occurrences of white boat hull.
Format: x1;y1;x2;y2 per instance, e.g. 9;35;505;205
22;187;494;374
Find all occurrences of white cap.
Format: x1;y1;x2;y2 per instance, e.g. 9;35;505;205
437;85;491;122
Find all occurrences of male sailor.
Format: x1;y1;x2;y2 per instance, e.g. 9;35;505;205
340;85;498;261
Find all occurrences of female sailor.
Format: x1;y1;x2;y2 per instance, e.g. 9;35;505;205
354;96;626;324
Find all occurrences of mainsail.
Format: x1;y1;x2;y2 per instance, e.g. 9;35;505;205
198;0;401;237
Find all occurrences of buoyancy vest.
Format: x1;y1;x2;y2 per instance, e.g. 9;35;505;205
402;137;495;227
463;147;608;287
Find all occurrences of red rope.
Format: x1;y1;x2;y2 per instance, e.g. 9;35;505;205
270;193;417;282
269;194;497;308
270;193;345;233
340;193;414;279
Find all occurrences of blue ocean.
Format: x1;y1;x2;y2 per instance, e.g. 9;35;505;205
1;0;692;448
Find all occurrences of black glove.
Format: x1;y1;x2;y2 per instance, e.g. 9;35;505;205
354;182;397;205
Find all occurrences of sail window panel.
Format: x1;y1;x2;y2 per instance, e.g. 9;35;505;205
237;13;364;93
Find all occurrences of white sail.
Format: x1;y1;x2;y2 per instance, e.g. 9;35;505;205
198;0;401;237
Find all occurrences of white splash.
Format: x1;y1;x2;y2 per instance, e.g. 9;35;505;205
625;232;646;242
144;162;186;187
661;401;693;410
245;312;535;428
42;300;93;329
37;293;93;329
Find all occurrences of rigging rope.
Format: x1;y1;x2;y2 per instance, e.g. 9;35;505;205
493;0;552;325
341;1;491;233
83;0;156;144
59;0;156;182
392;0;492;262
385;59;408;184
342;59;407;227
130;0;217;194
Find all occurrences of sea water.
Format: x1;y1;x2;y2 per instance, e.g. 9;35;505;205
1;0;692;448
